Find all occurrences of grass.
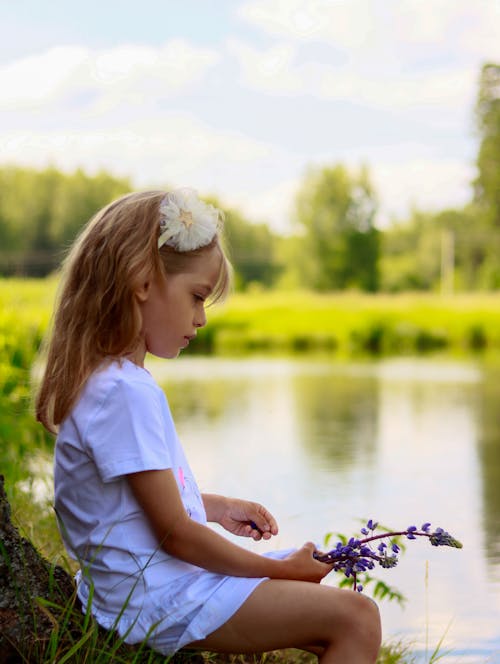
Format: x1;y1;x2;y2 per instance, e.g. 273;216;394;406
5;573;416;663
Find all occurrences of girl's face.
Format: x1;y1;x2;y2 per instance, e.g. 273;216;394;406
133;246;222;365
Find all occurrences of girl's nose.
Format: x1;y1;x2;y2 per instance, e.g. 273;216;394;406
194;308;206;329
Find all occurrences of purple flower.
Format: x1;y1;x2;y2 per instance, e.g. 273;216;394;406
315;520;462;593
429;528;462;548
379;555;398;569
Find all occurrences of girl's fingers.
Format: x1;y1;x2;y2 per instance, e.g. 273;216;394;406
250;508;279;536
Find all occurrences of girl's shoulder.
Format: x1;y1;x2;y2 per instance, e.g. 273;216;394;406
78;358;164;417
91;357;156;387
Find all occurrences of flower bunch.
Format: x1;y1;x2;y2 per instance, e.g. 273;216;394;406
314;520;462;593
158;188;222;252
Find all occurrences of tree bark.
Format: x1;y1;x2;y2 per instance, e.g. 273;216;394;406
0;474;75;662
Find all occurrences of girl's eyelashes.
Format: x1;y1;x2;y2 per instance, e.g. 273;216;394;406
193;294;206;303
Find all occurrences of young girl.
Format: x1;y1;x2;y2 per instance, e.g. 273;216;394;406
36;189;381;662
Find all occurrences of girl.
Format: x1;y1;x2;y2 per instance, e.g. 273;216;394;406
36;189;381;662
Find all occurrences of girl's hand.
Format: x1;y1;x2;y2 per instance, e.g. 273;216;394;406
204;495;278;541
280;542;333;583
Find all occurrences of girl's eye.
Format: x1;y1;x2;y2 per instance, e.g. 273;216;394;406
194;294;205;303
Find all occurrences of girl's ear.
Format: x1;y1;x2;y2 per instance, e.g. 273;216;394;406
134;280;150;303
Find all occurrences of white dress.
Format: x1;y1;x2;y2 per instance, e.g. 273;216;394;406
54;358;287;655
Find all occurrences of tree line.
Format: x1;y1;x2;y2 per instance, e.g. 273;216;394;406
0;63;498;292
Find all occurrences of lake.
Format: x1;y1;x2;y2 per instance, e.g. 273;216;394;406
148;355;500;663
11;355;500;662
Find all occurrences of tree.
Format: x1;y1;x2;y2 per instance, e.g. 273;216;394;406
207;199;282;290
0;166;130;276
475;63;500;227
294;164;379;291
380;61;500;293
380;207;483;292
50;169;131;247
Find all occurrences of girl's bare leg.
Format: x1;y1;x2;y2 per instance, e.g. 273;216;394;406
189;579;381;663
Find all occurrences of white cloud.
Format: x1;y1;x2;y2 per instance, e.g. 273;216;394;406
0;47;88;109
239;0;500;61
236;0;499;113
229;37;477;111
0;40;220;111
0;114;271;188
227;39;302;93
319;65;477;111
238;0;373;48
390;0;500;60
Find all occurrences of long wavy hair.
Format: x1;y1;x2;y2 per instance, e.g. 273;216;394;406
35;190;231;434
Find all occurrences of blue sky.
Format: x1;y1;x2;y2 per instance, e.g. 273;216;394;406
1;0;499;232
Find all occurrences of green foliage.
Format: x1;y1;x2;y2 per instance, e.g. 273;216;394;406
215;202;283;291
381;203;500;292
0;278;56;506
293;163;379;291
381;212;440;292
0;166;131;276
338;574;406;606
379;60;500;293
475;63;500;227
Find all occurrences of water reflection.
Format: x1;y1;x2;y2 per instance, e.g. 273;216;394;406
292;370;378;471
165;377;246;424
477;361;500;566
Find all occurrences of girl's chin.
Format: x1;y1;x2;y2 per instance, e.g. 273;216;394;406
148;348;181;360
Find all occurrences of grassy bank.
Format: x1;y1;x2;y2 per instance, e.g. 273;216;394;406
3;278;500;363
196;289;500;356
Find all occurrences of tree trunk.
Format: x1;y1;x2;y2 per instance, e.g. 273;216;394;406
0;474;75;661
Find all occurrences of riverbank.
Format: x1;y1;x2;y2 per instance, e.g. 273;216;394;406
3;278;500;363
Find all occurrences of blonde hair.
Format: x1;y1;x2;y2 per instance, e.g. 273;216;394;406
36;190;231;434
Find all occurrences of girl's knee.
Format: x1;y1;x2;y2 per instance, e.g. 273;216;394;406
350;593;382;654
328;590;381;654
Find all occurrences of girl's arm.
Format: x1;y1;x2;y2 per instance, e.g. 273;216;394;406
127;469;330;583
202;493;278;541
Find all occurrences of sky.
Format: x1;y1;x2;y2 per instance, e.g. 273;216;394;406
1;0;499;233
